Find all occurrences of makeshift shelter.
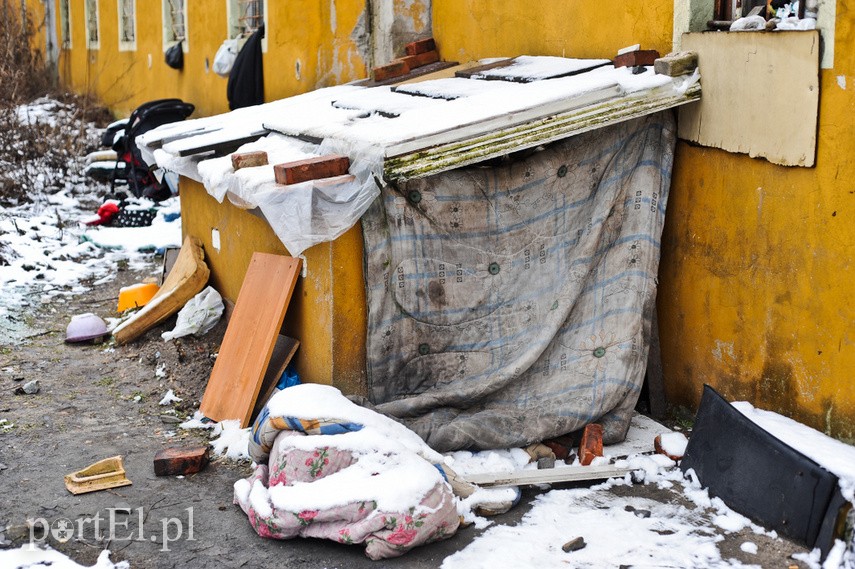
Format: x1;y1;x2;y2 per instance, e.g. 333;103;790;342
139;57;700;450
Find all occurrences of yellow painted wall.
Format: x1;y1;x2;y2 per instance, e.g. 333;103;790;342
431;0;672;62
49;0;369;119
179;180;367;396
659;16;855;441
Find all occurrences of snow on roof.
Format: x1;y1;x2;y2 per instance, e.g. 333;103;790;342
137;56;700;255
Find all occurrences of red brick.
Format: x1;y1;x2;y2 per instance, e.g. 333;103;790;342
405;37;436;56
401;50;440;70
231;151;268;171
372;60;410;82
578;423;604;466
613;49;660;68
153;446;209;476
654;433;687;461
274;155;351;185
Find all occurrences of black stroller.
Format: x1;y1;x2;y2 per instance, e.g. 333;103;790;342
99;98;195;202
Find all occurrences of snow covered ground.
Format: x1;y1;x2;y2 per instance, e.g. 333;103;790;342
0;98;182;338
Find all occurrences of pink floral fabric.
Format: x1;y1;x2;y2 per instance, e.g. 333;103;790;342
234;430;459;560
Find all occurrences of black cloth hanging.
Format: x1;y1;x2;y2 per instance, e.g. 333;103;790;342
227;25;265;110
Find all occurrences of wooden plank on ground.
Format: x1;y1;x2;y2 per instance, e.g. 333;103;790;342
200;253;301;427
250;335;300;422
113;235;210;345
464;464;635;487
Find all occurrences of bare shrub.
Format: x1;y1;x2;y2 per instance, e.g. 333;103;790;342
0;1;113;207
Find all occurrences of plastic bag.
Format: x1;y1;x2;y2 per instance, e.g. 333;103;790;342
213;38;240;77
165;41;184;70
162;286;224;341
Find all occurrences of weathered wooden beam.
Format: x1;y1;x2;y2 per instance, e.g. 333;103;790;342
383;84;700;182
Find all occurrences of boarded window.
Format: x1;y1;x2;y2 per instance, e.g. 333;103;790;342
59;0;71;49
118;0;136;49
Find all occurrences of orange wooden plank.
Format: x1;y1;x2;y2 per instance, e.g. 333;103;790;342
200;253;301;426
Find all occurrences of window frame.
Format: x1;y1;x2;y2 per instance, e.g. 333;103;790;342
83;0;99;50
162;0;189;52
117;0;137;51
59;0;71;49
226;0;268;52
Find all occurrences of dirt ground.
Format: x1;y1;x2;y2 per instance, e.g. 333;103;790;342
0;261;812;568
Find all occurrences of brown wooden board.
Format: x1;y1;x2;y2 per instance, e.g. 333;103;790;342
200;253;301;427
250;335;300;423
114;235;210;345
454;58;515;79
353;61;459;88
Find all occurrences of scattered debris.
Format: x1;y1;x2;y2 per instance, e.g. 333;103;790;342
579;423;604;466
113;235;210;345
14;379;39;395
65;313;108;343
654;432;689;461
117;282;160;312
562;536;587;552
158;389;182;405
682;386;852;562
153;446;209;476
64;456;132;495
161;285;224;341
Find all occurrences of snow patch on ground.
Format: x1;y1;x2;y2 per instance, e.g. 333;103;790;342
0;545;128;569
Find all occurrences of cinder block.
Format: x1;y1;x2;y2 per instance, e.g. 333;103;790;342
578;423;604;466
405;37;436;56
401;50;440;70
231;151;269;171
153;446;209;476
653;51;698;77
372;60;410;82
273;155;351;185
613;49;660;68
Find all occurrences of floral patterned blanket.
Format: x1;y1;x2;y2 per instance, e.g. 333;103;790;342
235;424;460;559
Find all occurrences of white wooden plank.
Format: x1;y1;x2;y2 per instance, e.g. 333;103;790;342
465;464;634;487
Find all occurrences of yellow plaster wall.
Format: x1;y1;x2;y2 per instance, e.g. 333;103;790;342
179;180;367;395
50;0;369;119
658;18;855;440
431;0;672;62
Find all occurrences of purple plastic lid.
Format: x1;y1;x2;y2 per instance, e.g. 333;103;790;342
66;313;109;343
